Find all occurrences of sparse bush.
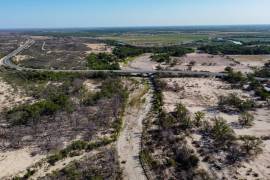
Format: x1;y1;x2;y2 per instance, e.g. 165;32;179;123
175;103;193;129
238;112;254;127
218;93;255;112
194;111;205;127
211;117;235;144
140;149;158;169
239;135;263;155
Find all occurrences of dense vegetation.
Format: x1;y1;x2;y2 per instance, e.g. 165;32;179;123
199;44;270;55
113;45;194;59
86;53;120;70
7;92;70;126
151;53;171;63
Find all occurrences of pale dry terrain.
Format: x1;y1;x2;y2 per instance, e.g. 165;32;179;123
229;55;270;67
169;53;252;73
162;77;270;179
0;78;32;113
0;79;39;179
84;43;113;54
122;53;158;71
117;81;151;180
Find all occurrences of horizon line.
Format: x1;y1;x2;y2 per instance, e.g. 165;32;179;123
1;24;270;31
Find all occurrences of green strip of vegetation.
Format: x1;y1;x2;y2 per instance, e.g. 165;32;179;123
199;44;270;55
113;45;194;59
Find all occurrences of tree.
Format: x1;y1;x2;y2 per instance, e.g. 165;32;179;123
211;117;235;144
175;103;189;119
238;112;254;127
174;103;192;129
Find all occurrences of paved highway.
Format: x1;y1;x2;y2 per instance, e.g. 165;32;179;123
0;39;268;81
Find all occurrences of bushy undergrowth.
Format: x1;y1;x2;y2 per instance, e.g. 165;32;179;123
7;93;70;126
86;53;120;70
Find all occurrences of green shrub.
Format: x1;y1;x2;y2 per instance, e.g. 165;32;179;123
47;153;63;165
7;93;70;126
194;111;205;127
211;117;235;144
69;140;88;151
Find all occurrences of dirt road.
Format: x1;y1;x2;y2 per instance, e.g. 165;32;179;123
117;86;152;180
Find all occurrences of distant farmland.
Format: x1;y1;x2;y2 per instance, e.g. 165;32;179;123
99;33;209;46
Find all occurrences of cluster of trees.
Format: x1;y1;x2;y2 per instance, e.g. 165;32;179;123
224;67;246;83
112;45;194;59
199;44;270;55
6;92;70;126
87;53;120;70
151;53;171;63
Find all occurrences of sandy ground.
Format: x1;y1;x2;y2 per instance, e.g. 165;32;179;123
122;54;158;71
30;36;51;40
229;55;270;67
117;83;151;180
162;77;270;179
0;148;45;179
0;79;32;113
84;43;113;54
169;53;252;73
83;79;101;93
12;55;32;63
162;77;250;113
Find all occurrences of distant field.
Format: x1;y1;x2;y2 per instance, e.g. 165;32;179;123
99;33;209;46
231;37;270;43
229;55;270;67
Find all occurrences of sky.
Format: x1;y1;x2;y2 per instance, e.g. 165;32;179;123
0;0;270;29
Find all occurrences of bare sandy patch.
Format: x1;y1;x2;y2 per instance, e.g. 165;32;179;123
83;79;101;93
0;79;32;113
84;43;113;54
0;148;45;179
122;53;158;71
169;53;251;73
30;36;51;40
162;77;250;113
12;55;32;63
